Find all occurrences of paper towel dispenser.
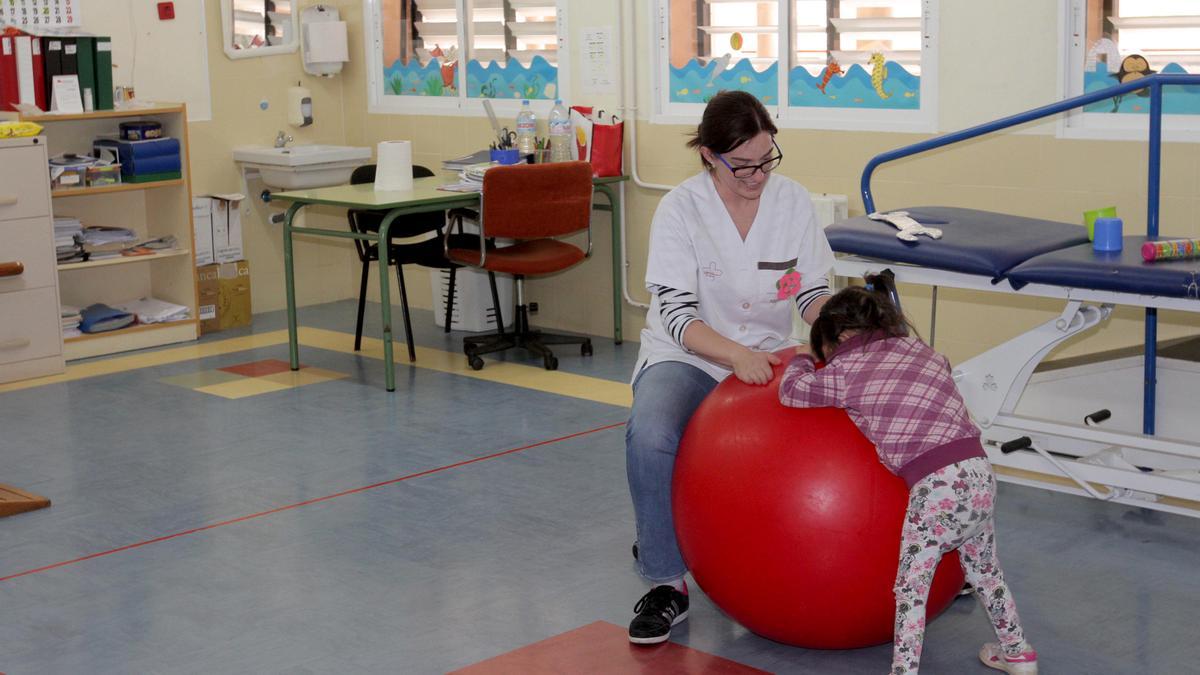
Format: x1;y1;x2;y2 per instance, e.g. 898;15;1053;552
301;5;349;77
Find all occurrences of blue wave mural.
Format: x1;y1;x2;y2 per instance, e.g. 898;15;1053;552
668;59;778;104
466;56;559;100
383;58;457;97
789;61;919;109
1082;62;1200;115
382;56;560;100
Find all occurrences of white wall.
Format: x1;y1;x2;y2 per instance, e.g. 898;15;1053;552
75;0;213;120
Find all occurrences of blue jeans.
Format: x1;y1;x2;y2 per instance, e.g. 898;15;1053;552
626;361;719;582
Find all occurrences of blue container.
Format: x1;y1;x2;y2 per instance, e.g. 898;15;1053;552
490;148;520;165
1092;217;1123;252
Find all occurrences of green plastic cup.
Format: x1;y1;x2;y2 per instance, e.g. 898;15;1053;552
1084;206;1117;241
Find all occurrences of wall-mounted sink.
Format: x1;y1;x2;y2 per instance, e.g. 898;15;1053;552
233;144;372;190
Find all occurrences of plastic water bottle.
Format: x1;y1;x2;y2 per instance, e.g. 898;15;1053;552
548;99;572;162
515;100;537;157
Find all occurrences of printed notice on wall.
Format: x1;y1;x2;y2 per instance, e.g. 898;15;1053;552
581;27;615;95
1;0;80;27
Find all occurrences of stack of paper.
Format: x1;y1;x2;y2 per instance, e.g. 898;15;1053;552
79;225;138;260
113;297;190;324
61;304;82;339
442;149;491;172
54;217;83;262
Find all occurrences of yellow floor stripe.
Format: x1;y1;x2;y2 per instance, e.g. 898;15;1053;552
298;327;632;408
0;331;292;394
0;327;633;409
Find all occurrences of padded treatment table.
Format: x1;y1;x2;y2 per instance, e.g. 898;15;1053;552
826;207;1200;516
825;206;1090;281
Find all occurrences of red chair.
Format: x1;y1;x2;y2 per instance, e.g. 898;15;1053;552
445;161;595;371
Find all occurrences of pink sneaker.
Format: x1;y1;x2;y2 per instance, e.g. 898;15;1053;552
979;643;1038;674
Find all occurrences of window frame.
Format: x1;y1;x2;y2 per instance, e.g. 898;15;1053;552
364;0;570;119
1058;0;1200;143
651;0;939;133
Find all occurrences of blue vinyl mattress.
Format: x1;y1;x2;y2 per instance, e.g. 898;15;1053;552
825;207;1089;281
1008;237;1200;299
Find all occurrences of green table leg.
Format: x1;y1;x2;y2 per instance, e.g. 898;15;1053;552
377;210;403;392
283;202;305;370
594;183;623;344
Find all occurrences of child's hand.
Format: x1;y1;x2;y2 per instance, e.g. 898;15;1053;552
732;348;781;386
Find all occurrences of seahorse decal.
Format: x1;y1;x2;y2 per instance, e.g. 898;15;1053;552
869;52;890;99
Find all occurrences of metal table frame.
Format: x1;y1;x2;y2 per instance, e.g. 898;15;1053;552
272;175;628;391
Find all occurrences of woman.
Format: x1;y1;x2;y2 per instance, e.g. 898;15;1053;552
625;90;835;644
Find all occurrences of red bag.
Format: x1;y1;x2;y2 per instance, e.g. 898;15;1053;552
570;106;624;178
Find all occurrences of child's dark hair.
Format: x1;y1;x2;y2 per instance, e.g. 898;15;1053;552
809;286;912;361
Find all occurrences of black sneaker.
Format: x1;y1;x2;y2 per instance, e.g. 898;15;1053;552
628;585;689;645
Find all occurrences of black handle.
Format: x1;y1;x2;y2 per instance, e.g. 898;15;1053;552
1084;409;1112;426
1000;437;1032;454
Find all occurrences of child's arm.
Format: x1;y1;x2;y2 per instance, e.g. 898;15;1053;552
778;354;845;409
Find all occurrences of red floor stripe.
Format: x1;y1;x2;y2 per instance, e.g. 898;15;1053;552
0;421;626;583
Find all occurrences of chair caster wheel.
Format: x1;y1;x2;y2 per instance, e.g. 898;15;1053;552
543;355;558;370
581;341;593;357
468;355;485;371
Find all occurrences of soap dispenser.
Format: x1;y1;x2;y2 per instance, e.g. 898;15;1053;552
288;84;312;127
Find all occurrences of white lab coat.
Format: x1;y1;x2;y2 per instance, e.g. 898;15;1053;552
634;171;835;383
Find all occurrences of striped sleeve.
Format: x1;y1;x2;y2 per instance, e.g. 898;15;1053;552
652;284;699;348
795;274;830;317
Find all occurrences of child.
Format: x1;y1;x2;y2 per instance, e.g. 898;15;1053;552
777;286;1037;675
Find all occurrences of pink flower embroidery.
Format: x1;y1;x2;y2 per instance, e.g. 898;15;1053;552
776;268;802;300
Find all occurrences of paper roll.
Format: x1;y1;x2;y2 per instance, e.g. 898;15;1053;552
306;21;349;64
375;140;414;192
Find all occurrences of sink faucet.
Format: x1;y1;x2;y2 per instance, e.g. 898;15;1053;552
274;131;294;148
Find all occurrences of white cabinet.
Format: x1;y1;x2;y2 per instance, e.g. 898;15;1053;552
0;136;64;384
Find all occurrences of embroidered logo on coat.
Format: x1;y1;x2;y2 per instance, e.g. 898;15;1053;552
775;267;802;300
702;262;723;279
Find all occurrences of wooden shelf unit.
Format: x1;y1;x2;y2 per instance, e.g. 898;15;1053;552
23;103;200;361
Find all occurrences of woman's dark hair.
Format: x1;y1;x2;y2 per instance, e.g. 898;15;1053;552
809;286;912;361
686;90;778;169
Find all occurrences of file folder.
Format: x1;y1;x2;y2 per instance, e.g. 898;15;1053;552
74;35;94;111
94;36;112;110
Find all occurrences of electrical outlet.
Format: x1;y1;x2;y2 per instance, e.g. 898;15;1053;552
528;302;539;314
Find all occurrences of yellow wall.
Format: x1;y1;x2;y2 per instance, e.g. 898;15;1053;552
178;1;1197;364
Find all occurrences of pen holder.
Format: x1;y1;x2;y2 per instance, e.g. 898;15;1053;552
490;148;520;165
532;149;551;164
1092;217;1123;252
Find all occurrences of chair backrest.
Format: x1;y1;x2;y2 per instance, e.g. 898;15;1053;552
480;162;593;240
351;164;435;185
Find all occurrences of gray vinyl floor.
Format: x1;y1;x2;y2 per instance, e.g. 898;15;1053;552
1;300;1198;674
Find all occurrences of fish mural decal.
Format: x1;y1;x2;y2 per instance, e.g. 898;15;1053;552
817;59;842;94
869;52;890;99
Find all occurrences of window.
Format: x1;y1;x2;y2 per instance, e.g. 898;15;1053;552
655;0;937;131
1063;0;1200;140
366;0;567;113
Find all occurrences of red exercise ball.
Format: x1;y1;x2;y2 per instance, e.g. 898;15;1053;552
672;362;965;649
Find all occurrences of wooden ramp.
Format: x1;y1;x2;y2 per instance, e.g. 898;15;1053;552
0;484;50;517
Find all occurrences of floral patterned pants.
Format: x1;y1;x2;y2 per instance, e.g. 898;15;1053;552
891;457;1028;675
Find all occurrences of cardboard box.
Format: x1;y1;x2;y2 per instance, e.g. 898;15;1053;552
192;198;215;266
196;263;220;334
196;260;251;334
192;193;244;265
217;259;252;331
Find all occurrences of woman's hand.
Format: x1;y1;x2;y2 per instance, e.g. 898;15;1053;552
731;347;782;386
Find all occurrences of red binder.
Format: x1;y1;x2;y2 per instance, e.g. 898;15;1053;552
0;34;18;113
30;36;46;111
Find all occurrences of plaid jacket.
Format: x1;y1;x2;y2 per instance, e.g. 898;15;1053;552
778;332;985;486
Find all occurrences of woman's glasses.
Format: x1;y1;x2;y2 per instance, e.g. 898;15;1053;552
715;139;783;178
